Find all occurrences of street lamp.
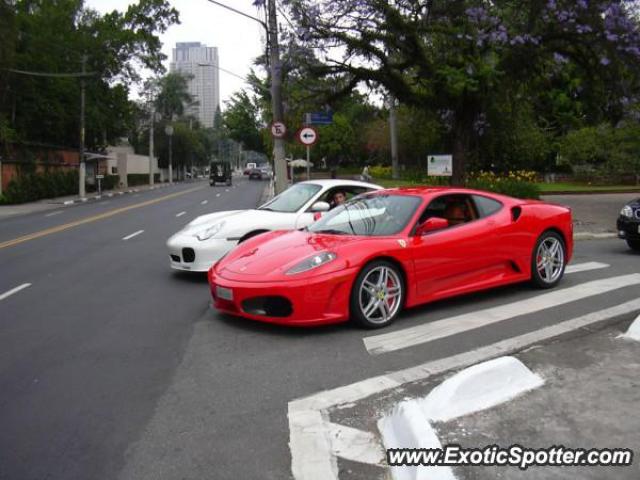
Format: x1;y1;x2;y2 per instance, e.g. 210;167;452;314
165;124;174;185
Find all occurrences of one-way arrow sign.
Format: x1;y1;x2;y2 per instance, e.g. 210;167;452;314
297;126;318;146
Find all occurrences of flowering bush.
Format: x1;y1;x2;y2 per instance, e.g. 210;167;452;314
466;170;541;199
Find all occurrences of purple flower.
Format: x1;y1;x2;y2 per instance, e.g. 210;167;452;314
600;57;611;65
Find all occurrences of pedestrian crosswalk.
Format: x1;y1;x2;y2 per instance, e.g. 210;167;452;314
364;263;639;356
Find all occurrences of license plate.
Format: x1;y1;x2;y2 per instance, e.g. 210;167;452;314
216;285;233;301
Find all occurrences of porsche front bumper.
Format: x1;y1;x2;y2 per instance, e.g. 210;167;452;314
167;233;237;272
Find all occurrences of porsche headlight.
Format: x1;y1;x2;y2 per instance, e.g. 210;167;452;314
196;221;225;241
286;252;337;275
620;205;633;218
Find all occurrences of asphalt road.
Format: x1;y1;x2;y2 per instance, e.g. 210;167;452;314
1;181;639;480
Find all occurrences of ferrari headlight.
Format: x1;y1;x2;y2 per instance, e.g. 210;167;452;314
286;252;337;275
620;205;633;218
196;221;225;241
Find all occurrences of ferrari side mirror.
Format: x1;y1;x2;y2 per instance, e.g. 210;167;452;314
415;217;449;235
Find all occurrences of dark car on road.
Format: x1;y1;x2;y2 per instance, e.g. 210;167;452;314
617;198;640;251
209;161;232;186
248;168;263;180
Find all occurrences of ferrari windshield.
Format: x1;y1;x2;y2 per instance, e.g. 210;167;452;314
258;183;322;213
309;194;422;236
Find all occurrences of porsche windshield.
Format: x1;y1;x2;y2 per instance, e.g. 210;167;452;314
309;194;422;236
258;183;322;213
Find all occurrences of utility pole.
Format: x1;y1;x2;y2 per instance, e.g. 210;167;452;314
79;55;87;198
267;0;287;195
149;106;155;186
389;95;399;180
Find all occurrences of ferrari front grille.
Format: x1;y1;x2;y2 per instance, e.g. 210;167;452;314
242;296;293;317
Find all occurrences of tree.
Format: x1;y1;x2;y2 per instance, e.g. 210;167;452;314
154;72;196;121
222;91;264;153
284;0;640;183
0;0;179;151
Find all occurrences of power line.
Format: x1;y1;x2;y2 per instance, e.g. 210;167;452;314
5;68;96;78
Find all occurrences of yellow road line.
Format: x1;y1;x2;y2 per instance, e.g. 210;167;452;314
0;186;205;250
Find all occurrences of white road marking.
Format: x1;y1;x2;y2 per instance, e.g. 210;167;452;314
0;283;32;301
122;230;144;241
565;261;609;274
364;274;640;355
225;189;229;192
201;200;208;205
45;211;63;217
290;297;640;480
216;193;221;197
63;200;74;205
176;211;186;217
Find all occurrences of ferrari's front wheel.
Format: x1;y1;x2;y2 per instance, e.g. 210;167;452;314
531;231;566;289
350;261;404;329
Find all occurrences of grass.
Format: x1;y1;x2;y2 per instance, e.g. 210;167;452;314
536;182;640;193
373;177;640;193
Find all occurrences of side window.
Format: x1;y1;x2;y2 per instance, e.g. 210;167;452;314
418;194;478;227
312;187;373;210
473;195;503;218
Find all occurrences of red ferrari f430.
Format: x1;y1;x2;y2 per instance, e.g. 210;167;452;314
208;187;573;328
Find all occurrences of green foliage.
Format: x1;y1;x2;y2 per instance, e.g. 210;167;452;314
155;72;195;121
2;170;78;204
127;173;158;186
559;123;640;178
222;91;264;153
466;171;540;199
1;0;179;151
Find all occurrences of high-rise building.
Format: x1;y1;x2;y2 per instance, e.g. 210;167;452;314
170;42;220;128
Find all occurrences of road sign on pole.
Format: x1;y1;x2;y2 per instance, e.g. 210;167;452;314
270;121;287;139
304;112;333;125
297;126;318;146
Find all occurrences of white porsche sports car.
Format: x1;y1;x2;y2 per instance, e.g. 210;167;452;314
166;179;382;272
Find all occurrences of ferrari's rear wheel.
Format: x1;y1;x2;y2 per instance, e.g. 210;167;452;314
531;231;566;289
351;261;404;329
626;239;640;251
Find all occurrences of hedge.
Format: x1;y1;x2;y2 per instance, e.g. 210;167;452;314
1;170;78;204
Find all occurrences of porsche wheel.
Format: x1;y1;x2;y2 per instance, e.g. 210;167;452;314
626;239;640;251
351;261;404;329
531;231;566;289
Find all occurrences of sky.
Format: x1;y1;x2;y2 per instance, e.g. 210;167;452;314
85;0;266;106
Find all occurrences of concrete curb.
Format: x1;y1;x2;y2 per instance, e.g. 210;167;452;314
573;232;617;240
47;183;173;205
378;356;543;480
622;314;640;341
257;180;274;207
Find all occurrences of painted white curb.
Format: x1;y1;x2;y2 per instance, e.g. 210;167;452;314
622;313;640;341
378;356;543;480
573;232;616;240
378;402;454;480
420;356;544;422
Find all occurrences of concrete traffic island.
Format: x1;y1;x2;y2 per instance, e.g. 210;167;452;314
378;357;543;480
622;313;640;341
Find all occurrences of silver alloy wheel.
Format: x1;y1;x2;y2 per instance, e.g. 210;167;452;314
358;266;402;325
536;237;564;284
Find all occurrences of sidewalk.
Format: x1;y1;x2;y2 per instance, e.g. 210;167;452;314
438;320;640;480
0;180;198;219
541;192;638;239
325;313;640;480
